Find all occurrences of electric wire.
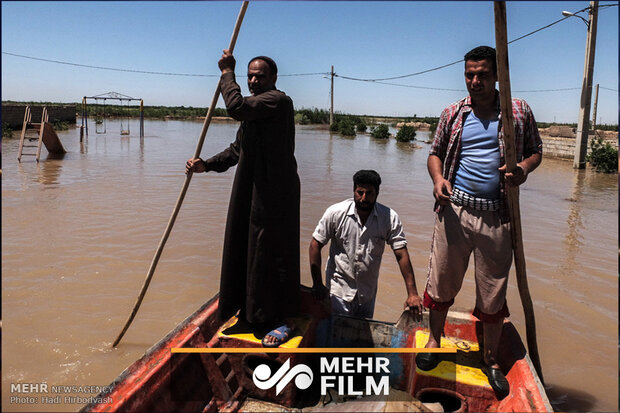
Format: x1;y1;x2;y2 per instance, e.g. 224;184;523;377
336;79;584;94
2;4;617;92
1;51;328;78
1;52;220;77
333;4;599;83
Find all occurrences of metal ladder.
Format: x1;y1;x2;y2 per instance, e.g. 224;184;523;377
201;351;244;412
17;106;48;162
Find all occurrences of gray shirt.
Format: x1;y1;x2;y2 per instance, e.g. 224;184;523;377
312;199;408;304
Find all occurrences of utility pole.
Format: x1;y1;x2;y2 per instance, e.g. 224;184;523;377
330;65;334;127
573;1;598;169
591;83;599;130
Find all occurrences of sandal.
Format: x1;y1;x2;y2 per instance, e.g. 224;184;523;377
261;324;294;348
482;364;510;399
416;351;440;371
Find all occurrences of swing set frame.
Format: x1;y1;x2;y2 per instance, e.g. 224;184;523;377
81;92;144;138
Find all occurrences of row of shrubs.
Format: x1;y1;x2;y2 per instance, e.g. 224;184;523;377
327;114;418;142
327;117;616;173
3;102;616;173
366;123;417;142
329;114;366;136
5;101;616;131
81;104;229;119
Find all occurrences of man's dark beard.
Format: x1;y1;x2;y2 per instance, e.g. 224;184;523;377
355;201;375;212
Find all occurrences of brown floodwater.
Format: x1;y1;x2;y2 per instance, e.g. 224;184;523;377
2;120;617;412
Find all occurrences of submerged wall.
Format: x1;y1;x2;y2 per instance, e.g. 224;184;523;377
2;105;77;129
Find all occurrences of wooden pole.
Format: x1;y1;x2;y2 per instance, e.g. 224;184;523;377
83;96;89;137
330;65;334;127
493;1;544;384
113;1;249;347
80;97;86;142
140;99;144;138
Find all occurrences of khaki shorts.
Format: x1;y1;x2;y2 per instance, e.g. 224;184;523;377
425;203;512;315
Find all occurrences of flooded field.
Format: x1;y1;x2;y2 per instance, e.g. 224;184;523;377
2;119;617;412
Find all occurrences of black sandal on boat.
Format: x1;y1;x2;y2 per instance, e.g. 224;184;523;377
416;351;440;371
482;364;510;399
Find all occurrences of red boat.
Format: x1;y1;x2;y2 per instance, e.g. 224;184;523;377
82;286;552;412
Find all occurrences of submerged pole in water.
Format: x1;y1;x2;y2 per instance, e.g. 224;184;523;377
140;99;144;138
494;1;544;384
83;96;88;137
113;1;250;348
330;65;334;127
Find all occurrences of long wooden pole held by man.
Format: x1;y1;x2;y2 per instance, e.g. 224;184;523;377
493;1;544;384
113;1;250;347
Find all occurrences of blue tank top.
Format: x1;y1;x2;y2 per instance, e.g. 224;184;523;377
453;111;500;199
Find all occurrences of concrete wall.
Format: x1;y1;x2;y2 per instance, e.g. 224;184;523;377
542;134;618;160
2;105;77;129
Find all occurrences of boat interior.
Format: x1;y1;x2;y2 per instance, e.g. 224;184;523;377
83;286;551;412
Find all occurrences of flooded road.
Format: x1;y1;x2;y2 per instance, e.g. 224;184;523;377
2;120;617;412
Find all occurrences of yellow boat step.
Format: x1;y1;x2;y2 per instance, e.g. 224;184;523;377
414;330;490;388
217;315;312;349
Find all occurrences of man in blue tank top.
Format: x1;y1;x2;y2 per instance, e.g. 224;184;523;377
416;46;543;399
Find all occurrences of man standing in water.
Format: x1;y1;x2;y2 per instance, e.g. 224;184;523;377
309;170;424;318
186;50;300;347
417;46;542;398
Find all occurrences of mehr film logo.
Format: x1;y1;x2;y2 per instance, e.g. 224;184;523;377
252;356;390;396
252;358;314;395
172;347;453;398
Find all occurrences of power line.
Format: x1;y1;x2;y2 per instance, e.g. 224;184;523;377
1;51;328;78
1;52;220;77
508;3;616;44
2;3;616;85
514;87;581;93
506;15;572;45
335;60;463;82
339;78;586;93
340;79;465;92
279;72;329;77
334;3;616;83
5;49;605;94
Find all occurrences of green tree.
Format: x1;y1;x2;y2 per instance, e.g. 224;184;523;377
338;118;356;136
329;120;340;132
356;120;367;133
370;124;389;139
295;107;330;124
395;125;416;142
294;113;310;124
587;137;618;173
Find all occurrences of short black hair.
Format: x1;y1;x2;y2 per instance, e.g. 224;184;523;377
248;56;278;76
464;46;497;75
353;170;381;192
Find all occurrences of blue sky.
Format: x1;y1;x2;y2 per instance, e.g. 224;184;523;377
2;1;618;124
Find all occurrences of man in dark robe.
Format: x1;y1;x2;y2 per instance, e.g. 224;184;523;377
186;50;300;346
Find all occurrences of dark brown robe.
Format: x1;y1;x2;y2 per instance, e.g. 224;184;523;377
205;72;300;325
